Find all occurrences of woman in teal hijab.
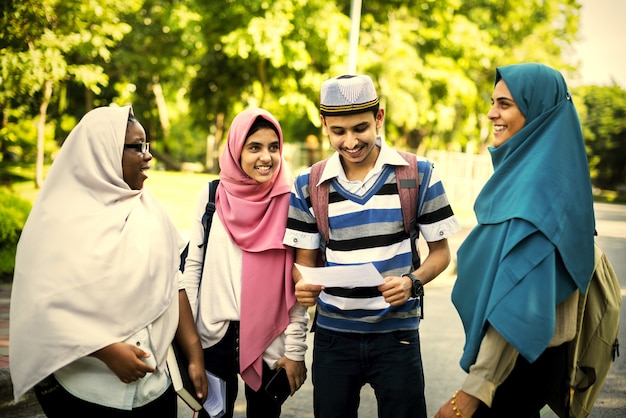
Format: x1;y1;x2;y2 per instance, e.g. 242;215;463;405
435;63;595;418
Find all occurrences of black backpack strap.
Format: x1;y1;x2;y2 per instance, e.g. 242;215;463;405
179;179;220;272
199;179;219;252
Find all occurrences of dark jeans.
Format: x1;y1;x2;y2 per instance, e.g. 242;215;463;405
312;327;426;418
474;342;570;418
33;374;177;418
203;321;282;418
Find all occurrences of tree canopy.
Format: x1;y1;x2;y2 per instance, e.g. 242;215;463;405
1;0;624;189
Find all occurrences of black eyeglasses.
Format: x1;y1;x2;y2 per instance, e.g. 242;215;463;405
123;142;150;154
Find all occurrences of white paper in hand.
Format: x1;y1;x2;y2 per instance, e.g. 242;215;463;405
295;263;385;287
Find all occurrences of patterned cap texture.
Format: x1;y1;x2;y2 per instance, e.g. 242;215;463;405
320;74;380;116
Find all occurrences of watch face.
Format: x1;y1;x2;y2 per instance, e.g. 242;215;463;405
404;274;423;298
412;280;423;298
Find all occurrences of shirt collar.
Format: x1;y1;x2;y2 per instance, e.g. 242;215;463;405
316;136;408;185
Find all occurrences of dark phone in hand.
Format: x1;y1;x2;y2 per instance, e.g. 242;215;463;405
264;367;291;405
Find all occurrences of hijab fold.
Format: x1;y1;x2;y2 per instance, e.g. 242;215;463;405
216;108;296;391
452;63;595;371
10;106;183;401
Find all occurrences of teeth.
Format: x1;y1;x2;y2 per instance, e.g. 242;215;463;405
494;125;506;132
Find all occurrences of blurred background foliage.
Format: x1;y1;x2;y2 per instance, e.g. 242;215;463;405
1;0;626;279
1;0;625;189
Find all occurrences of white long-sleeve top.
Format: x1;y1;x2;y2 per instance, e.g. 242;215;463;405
183;196;308;368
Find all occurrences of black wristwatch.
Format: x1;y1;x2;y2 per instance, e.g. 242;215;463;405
403;273;424;298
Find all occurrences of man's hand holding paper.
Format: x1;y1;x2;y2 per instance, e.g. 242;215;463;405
294;263;389;309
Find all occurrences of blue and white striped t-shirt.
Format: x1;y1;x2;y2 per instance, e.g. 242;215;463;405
283;144;460;333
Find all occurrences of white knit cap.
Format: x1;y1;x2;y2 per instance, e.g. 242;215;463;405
320;74;379;116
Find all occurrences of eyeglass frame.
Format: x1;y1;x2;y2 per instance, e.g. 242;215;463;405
123;142;150;154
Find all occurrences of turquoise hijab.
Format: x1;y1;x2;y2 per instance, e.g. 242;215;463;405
452;63;595;371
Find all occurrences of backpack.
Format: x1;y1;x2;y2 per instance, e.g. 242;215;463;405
549;241;621;418
179;179;220;272
308;151;429;320
308;150;427;270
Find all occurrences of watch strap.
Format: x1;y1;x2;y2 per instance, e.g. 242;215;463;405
402;273;424;298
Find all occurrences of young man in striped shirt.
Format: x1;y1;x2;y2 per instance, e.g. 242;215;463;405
283;74;461;418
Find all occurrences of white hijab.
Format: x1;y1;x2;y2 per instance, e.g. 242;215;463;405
9;106;183;401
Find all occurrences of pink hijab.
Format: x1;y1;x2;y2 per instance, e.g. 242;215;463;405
216;108;296;390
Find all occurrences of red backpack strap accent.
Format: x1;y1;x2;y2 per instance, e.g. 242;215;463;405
396;151;419;233
308;159;330;243
396;151;421;270
309;152;419;258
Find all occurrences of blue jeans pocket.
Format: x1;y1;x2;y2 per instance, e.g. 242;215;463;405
313;327;338;350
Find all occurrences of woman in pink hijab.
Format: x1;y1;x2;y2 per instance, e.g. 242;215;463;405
183;108;308;417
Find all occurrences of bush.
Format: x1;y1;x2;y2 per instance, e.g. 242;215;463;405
0;189;32;282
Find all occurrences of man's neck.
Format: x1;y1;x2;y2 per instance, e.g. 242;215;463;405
341;146;380;182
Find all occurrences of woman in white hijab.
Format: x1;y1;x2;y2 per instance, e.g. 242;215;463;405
9;106;207;417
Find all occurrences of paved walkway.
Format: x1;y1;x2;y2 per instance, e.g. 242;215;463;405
0;283;9;368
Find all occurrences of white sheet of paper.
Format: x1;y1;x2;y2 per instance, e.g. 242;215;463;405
295;263;385;287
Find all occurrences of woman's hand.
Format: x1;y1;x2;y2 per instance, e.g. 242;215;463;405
276;356;307;395
176;289;208;401
188;357;208;402
91;342;155;384
434;390;480;418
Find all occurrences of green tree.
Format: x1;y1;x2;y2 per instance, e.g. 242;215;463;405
577;84;626;189
103;0;207;169
0;0;141;186
187;0;351;171
0;0;590;174
348;0;581;152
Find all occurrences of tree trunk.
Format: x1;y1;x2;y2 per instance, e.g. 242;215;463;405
0;106;7;161
207;113;225;174
152;78;170;138
36;80;53;189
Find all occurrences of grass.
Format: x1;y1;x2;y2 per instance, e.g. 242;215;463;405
146;170;215;233
5;168;216;236
5;166;626;233
1;168;217;282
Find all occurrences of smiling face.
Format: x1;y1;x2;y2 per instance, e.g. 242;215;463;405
240;127;281;183
122;120;151;190
321;109;384;171
487;79;527;147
